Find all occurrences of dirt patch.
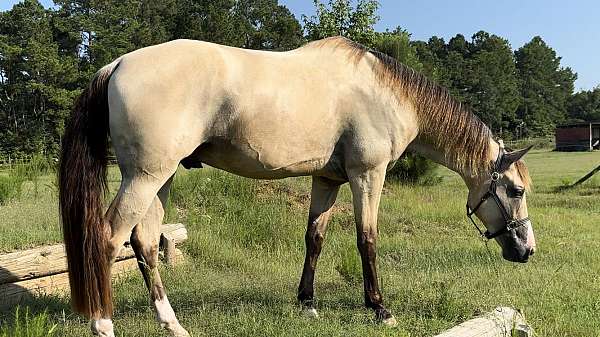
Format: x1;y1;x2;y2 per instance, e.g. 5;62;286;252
255;181;310;209
255;180;353;215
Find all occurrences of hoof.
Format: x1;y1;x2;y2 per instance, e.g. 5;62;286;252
90;319;115;337
302;307;320;319
374;309;397;327
166;323;190;337
381;315;398;327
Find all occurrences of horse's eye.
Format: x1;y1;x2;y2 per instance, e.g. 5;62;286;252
508;188;525;198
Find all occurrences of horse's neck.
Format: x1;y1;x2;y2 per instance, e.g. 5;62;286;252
408;137;499;182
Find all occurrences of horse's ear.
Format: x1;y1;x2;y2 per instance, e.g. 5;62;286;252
499;145;533;171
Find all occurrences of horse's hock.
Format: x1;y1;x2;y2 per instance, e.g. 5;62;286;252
0;223;188;309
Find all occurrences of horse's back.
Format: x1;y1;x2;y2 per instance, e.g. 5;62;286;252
107;39;392;180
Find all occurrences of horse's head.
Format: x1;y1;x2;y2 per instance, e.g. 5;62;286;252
466;145;535;263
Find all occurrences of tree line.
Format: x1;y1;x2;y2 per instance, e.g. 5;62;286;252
1;0;598;159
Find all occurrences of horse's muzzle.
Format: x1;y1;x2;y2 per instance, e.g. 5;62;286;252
502;246;534;263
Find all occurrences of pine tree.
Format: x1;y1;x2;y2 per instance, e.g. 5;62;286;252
234;0;303;50
515;36;576;136
465;31;520;135
0;0;79;157
567;88;600;122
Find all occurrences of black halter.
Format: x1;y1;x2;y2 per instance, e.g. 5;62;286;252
466;148;530;241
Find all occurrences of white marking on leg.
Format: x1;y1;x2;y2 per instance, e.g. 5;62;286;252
90;319;115;337
302;307;319;319
155;295;190;337
382;315;398;327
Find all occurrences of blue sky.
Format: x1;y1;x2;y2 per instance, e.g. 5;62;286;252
2;0;598;91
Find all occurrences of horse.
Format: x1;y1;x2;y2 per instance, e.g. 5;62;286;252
58;36;536;337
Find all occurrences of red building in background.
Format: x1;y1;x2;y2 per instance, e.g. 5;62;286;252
555;121;600;151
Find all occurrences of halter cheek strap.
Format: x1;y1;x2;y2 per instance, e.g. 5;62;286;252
466;148;530;241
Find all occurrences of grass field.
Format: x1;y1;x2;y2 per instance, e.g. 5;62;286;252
0;149;599;336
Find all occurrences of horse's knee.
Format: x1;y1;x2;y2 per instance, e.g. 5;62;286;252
305;228;324;247
357;231;377;253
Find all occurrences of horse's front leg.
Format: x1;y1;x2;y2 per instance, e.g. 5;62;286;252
298;176;340;318
348;165;397;327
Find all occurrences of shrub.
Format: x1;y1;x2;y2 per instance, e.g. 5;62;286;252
336;245;362;284
22;154;56;197
0;168;26;205
387;152;442;186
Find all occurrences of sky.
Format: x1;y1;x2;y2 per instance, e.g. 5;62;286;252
1;0;598;91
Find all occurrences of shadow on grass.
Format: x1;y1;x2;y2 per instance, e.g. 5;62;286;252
0;264;71;328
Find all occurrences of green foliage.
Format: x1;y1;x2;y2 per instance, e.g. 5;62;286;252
0;307;57;337
412;33;579;139
387;154;441;186
413;32;521;136
0;169;25;205
467;32;521;136
335;241;362;283
0;154;55;204
0;0;80;156
515;36;577;136
234;0;304;50
172;0;303;50
0;0;303;160
170;168;301;249
567;87;600;122
0;0;589;160
372;27;423;71
303;0;379;45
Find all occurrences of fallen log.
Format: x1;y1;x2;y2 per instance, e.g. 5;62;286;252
0;248;183;309
0;223;187;284
433;307;532;337
569;164;600;188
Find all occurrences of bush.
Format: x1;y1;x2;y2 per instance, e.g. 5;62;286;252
22;154;56;197
336;246;362;284
387;152;442;186
0;169;26;205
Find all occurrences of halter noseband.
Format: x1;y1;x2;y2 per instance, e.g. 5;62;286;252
466;148;530;241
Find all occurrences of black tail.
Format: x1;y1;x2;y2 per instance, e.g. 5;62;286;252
59;61;119;318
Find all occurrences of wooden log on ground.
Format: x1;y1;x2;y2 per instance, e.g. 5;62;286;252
0;248;183;309
569;164;600;188
0;223;187;284
160;227;187;266
433;307;532;337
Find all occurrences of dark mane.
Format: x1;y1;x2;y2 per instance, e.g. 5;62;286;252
306;37;533;181
367;50;493;175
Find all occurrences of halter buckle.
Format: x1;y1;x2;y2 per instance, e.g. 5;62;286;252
490;171;500;181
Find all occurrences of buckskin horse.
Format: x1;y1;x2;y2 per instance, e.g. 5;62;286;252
59;36;536;337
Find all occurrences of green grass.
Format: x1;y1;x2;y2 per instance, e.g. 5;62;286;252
0;149;599;336
0;307;57;337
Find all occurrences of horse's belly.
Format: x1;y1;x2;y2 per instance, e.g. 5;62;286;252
190;139;331;179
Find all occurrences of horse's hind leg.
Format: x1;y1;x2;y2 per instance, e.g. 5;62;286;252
130;176;190;337
90;167;178;337
297;177;340;318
